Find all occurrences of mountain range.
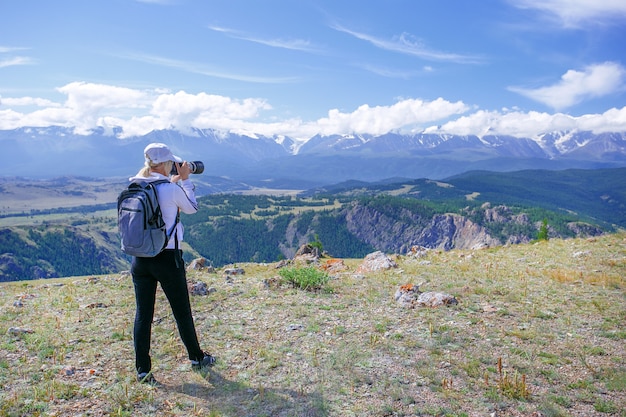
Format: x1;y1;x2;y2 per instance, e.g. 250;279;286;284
3;127;626;188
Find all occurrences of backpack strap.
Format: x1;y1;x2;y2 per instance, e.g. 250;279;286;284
169;213;183;268
149;179;183;266
166;210;179;244
152;179;180;250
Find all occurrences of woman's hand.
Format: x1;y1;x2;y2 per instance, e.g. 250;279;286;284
171;162;191;182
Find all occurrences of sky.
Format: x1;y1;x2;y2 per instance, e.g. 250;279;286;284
1;0;626;141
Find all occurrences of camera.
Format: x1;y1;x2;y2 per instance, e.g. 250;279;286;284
170;160;204;175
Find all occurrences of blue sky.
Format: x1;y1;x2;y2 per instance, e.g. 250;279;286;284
1;0;625;141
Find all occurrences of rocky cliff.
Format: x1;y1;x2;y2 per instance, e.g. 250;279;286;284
344;203;501;253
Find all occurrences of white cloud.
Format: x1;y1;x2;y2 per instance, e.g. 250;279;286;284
123;53;299;84
510;0;626;27
508;62;626;110
0;82;468;139
0;97;59;107
57;82;150;110
208;26;318;53
192;98;471;140
577;107;626;133
424;107;626;137
1;81;625;140
148;91;272;133
0;46;34;67
312;98;469;136
0;109;24;127
0;83;275;136
56;82;152;134
0;82;152;134
0;46;29;53
361;64;423;79
330;24;484;64
0;82;471;139
0;56;35;68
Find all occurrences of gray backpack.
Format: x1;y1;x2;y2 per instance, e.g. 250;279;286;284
117;180;178;257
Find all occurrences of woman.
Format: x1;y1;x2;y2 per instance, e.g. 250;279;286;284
129;142;215;384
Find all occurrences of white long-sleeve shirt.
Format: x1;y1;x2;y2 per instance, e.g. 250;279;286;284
128;173;198;249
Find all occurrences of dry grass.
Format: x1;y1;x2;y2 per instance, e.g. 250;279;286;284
1;232;625;416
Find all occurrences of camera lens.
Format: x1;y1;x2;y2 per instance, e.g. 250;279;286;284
189;161;204;174
170;160;204;175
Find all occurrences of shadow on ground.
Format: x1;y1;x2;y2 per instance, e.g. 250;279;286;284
165;368;328;417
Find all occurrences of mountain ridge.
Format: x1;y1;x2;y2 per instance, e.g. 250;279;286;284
2;127;625;185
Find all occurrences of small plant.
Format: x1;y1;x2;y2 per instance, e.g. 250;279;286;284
461;359;481;378
539;400;569;417
374;320;389;334
310;234;324;252
594;399;618;413
278;266;329;291
441;377;453;391
487;357;531;400
602;367;626;391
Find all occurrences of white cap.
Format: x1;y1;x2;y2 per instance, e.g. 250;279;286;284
144;143;183;164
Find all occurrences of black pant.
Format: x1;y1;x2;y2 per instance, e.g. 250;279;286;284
131;249;204;374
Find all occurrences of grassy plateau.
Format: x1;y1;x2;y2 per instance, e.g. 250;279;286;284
0;232;624;416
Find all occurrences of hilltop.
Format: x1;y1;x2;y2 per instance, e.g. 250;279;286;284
0;232;624;416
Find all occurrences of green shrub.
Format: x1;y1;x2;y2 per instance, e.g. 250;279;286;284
537;218;549;241
278;266;329;291
310;234;324;252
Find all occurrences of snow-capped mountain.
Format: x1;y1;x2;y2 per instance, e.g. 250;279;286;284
1;127;624;186
297;131;626;160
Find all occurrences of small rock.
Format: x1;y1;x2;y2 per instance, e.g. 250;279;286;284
187;257;214;272
188;281;214;296
356;251;398;273
295;244;320;258
8;327;34;335
84;303;107;309
274;259;290;269
61;366;76;376
188;257;206;269
394;283;457;308
223;267;245;276
321;259;347;273
262;276;283;289
394;283;421;308
408;245;429;258
416;292;458;307
17;294;36;300
482;303;498;313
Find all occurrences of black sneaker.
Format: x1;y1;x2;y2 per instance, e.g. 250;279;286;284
191;353;216;370
137;372;159;385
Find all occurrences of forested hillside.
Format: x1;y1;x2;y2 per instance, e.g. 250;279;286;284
0;168;623;281
181;191;606;267
0;224;124;281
